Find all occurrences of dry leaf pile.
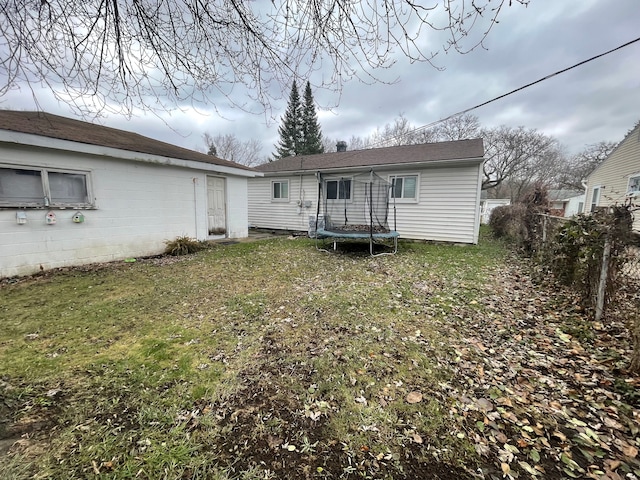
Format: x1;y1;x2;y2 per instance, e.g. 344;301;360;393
438;262;640;479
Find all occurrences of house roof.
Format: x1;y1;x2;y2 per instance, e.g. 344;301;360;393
548;189;584;201
0;110;255;172
257;139;484;173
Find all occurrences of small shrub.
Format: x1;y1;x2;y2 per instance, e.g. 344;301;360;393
489;204;527;243
489;184;550;254
164;236;208;256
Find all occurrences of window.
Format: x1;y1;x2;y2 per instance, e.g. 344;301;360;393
271;180;289;201
628;174;640;195
590;186;600;212
0;166;92;208
326;179;352;200
389;175;418;201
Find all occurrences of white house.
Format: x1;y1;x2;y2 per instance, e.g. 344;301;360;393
248;139;485;244
548;189;585;217
584;122;640;231
0;111;261;278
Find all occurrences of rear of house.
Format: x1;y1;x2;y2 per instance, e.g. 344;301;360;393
584;123;640;231
548;190;585;217
248;140;484;244
0;111;260;278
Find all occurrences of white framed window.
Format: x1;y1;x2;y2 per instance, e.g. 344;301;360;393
590;186;601;212
271;180;289;201
389;174;418;202
0;165;93;208
627;174;640;196
326;178;352;200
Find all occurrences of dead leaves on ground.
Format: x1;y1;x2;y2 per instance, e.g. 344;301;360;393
444;262;640;479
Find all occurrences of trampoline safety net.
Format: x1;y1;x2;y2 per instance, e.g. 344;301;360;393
312;171;398;255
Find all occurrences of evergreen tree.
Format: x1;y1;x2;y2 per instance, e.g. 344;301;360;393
274;80;303;159
301;81;324;155
273;80;325;159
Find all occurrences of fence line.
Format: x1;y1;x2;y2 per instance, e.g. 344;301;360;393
530;213;640;320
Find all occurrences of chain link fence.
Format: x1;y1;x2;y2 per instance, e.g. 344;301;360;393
622;245;640;280
530;212;639;320
490;202;640;371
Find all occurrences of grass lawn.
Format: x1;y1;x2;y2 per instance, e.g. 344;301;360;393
1;231;638;480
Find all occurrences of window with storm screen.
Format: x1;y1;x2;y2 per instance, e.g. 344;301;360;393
271;180;289;201
389;175;418;201
0;166;92;208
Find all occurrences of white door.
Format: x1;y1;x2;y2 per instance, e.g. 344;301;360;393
207;176;226;235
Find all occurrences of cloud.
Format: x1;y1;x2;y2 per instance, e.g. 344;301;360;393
1;0;638;159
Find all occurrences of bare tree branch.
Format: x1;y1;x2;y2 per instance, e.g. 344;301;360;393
203;132;265;167
481;125;562;200
0;0;529;117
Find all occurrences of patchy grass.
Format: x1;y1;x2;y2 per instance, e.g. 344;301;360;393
1;232;638;479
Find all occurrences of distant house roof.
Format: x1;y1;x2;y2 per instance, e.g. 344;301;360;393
548;189;584;201
0;110;255;172
257;139;484;173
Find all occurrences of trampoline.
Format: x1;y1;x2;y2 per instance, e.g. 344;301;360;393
311;171;399;256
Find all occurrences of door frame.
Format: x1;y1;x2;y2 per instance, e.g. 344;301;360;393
206;175;227;238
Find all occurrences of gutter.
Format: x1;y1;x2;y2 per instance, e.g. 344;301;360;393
257;156;485;176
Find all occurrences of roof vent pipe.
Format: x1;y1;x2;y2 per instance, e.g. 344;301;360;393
336;141;347;152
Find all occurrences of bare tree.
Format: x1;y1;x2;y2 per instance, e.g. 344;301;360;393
203;133;264;167
323;135;372;153
481;125;562;200
366;113;482;147
557;141;617;191
0;0;529;117
506;142;565;201
370;114;417;147
345;135;371;151
430;113;481;141
328;115;562;202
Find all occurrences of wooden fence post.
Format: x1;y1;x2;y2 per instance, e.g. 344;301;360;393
595;234;612;322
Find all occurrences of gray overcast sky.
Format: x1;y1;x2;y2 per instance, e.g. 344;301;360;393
3;0;639;161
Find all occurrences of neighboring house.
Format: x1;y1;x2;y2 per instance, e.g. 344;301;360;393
584;122;640;231
548;189;585;217
248;139;484;244
479;195;510;224
0;111;261;278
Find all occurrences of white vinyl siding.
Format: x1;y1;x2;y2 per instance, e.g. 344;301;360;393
391;165;481;243
249;175;319;231
248;162;483;244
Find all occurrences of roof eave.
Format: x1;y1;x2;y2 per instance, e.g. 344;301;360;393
258;156;484;176
0;130;263;177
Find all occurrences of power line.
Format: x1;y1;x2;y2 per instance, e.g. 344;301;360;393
376;36;640;146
